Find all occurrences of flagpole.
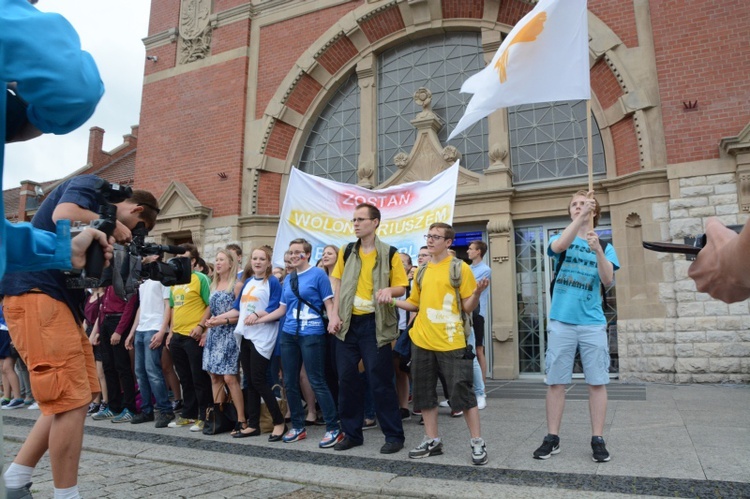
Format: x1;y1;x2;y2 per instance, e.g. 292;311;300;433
586;99;594;230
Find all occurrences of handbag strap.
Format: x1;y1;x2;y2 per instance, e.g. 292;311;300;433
290;271;325;335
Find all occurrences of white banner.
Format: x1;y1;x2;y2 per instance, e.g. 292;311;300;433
272;162;459;268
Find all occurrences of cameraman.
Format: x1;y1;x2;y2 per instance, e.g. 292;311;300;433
1;175;157;499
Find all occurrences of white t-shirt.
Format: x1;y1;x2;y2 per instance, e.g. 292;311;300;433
137;279;170;331
234;276;281;360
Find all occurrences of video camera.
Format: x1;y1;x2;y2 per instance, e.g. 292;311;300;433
65;179;192;298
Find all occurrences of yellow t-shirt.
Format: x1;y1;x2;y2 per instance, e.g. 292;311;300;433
332;245;409;315
407;256;476;352
170;272;211;335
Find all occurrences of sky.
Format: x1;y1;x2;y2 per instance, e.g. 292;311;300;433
4;0;152;189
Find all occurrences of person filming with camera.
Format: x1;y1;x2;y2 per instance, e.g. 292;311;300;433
0;173;159;499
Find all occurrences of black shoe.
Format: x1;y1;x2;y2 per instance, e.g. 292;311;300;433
155;412;176;428
418;416;424;426
533;434;560;460
400;408;411;421
333;437;362;451
380;441;404;454
130;412;154;424
269;425;288;442
591;436;611;462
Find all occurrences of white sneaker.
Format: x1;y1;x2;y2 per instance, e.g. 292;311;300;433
438;400;450;408
27;402;39;410
476;395;487;410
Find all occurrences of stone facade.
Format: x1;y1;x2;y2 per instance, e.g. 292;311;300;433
618;172;750;382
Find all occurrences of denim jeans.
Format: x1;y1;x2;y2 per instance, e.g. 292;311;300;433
280;332;339;432
467;328;485;397
134;330;171;414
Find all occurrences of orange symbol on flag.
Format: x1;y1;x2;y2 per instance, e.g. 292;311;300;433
494;11;548;83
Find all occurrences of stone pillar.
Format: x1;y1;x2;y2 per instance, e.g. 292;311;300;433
487;212;518;379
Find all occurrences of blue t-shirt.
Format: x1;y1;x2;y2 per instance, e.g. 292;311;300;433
548;234;619;325
0;175;103;321
280;266;333;336
470;261;491;318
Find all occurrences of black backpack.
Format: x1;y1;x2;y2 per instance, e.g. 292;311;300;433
549;240;610;311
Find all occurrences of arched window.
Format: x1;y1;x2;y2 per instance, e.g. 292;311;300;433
378;32;488;181
299;73;360;184
509;100;606;185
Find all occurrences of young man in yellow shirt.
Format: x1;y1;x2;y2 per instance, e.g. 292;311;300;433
394;222;489;465
328;203;408;454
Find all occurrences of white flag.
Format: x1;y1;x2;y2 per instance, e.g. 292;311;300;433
448;0;590;140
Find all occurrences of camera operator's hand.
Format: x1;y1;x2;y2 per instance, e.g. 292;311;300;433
114;220;133;244
70;227;114;270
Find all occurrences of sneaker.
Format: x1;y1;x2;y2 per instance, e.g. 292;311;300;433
533;434;560;460
471;437;488;465
319;429;344;448
112;408;135;423
172;399;183;412
438;400;450;408
400;408;411;421
418;416;424;426
412;408;421;416
27;402;39;410
91;405;115;420
23;399;34;406
131;412;155;424
2;398;25;410
409;437;443;459
167;416;195;428
362;419;377;430
450;410;463;417
282;427;307;443
591;436;611;462
155;412;176;428
1;397;10;406
476;395;487;410
190;420;205;432
6;481;33;499
86;402;99;416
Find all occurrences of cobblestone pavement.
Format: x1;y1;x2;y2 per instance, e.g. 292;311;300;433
3;441;392;499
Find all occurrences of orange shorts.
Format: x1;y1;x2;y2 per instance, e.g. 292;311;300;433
4;293;99;415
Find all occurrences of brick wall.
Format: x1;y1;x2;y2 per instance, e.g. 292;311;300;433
496;0;532;25
213;18;251;55
149;0;180;35
256;171;281;215
358;5;405;44
610;117;640;175
135;58;248;217
255;2;362;119
285;74;323;115
650;0;750;165
591;59;623;111
315;35;359;75
588;0;638;48
441;0;484;19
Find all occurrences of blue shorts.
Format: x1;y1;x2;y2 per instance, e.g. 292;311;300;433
545;320;610;386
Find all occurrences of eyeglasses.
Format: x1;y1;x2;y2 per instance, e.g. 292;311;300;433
351;217;375;223
424;234;446;241
289;251;306;257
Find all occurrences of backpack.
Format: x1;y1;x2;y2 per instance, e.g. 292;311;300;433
415;257;473;339
549;240;610;311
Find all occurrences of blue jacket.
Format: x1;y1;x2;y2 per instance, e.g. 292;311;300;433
0;0;104;279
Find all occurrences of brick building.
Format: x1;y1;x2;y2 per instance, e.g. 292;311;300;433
8;0;750;382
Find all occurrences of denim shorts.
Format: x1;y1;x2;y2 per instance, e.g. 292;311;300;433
545;320;610;386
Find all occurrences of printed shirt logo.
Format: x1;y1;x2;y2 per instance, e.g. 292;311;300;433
494;11;547;83
426;292;462;343
555;241;598;302
241;285;259;314
353;294;375;314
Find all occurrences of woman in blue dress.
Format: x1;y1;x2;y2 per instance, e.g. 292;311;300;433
203;249;246;434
